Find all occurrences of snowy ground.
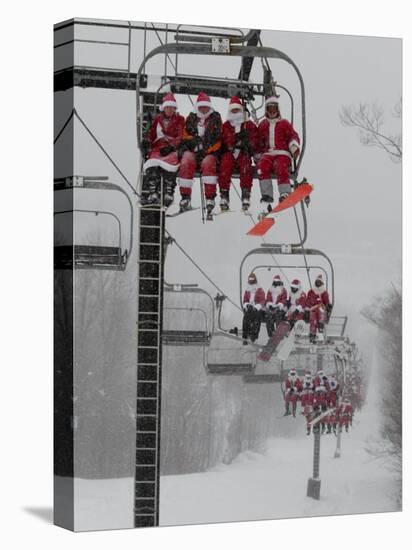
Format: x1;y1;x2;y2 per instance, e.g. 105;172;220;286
160;416;398;527
73;409;399;531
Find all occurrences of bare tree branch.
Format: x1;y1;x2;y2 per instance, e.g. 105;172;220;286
340;100;402;162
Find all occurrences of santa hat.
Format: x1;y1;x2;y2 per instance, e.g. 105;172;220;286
265;95;280;107
160;92;177;111
290;278;301;289
289;369;297;377
317;370;324;377
196;91;212;109
273;275;283;283
228;96;243;112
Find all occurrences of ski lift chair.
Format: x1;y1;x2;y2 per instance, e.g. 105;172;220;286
54;176;133;270
162;285;214;346
240;244;336;352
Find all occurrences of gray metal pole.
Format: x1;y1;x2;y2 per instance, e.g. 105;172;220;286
307;417;322;499
334;425;342;458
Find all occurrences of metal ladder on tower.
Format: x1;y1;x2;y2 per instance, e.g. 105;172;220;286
134;198;166;527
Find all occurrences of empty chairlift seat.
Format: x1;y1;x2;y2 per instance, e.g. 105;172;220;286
54;177;133;270
206;333;256;375
162;287;214;347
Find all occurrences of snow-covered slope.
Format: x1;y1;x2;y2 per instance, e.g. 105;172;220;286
73;409;399;531
160;414;399;527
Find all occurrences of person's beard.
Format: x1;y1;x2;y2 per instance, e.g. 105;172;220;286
228;111;244;125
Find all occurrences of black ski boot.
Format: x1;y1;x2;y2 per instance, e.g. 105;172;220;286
179;194;192;212
241;189;251;211
279;192;290;203
140;172;153;206
206;198;215;221
146;167;161;205
260;194;273;204
163;172;177;208
283;405;291;417
220;190;230;212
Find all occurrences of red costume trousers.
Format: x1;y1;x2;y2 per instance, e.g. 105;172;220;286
219;151;253;191
257;154;291;185
309;307;327;334
178;151;217;199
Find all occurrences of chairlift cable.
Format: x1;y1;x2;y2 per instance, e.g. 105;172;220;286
292;204;312;288
53;109;75;145
73;109;140;197
165;229;243;313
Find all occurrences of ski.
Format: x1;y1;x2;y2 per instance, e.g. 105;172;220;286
166;207;200;218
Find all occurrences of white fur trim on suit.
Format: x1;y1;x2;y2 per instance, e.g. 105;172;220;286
156;123;165;140
269;119;277;149
160;100;177;110
265;150;293;160
143;158;180;172
197;100;212;108
265;96;279;106
228;103;244;113
202;175;217;184
178;177;194;188
288;139;300;151
255;303;262;311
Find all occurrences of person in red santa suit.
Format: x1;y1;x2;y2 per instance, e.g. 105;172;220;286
242;272;265;344
286;279;307;327
140;92;185;206
300;376;315;434
218;96;258;212
306;274;332;344
327;408;338;435
284;368;303;417
313;384;329;433
177;92;222;214
312;369;327;389
256;96;301;204
265;274;288;337
338;398;354;433
327;375;340;408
